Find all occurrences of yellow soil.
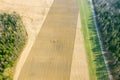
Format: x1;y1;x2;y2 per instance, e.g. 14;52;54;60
0;0;54;80
70;13;90;80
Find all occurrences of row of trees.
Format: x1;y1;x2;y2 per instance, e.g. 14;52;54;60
93;0;120;79
0;12;27;79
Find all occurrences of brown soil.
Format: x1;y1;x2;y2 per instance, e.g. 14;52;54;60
0;0;90;80
18;0;79;80
0;0;54;80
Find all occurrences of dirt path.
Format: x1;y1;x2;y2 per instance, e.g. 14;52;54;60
70;13;90;80
18;0;79;80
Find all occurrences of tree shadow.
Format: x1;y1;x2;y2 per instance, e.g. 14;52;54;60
87;15;108;80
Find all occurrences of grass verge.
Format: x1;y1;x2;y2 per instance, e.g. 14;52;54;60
77;0;108;80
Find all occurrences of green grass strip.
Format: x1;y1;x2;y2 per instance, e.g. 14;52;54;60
77;0;109;80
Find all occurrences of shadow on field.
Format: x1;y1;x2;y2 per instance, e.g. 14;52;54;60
87;16;108;80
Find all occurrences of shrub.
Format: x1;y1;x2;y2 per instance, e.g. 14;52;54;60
0;12;27;79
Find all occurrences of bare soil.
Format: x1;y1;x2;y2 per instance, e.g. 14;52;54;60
0;0;54;80
0;0;90;80
70;13;90;80
18;0;79;80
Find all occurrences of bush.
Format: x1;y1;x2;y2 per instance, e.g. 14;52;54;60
0;12;27;79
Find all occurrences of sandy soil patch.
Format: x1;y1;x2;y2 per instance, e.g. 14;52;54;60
0;0;54;80
70;13;90;80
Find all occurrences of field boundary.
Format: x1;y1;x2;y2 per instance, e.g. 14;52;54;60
70;13;90;80
78;0;108;79
13;1;54;80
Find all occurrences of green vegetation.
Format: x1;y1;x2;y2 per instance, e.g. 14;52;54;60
78;0;108;79
0;12;27;80
93;0;120;79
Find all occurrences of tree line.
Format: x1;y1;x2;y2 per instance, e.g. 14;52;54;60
93;0;120;79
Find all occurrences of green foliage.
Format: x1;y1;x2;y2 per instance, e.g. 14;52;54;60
0;12;27;79
93;0;120;79
78;0;108;79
